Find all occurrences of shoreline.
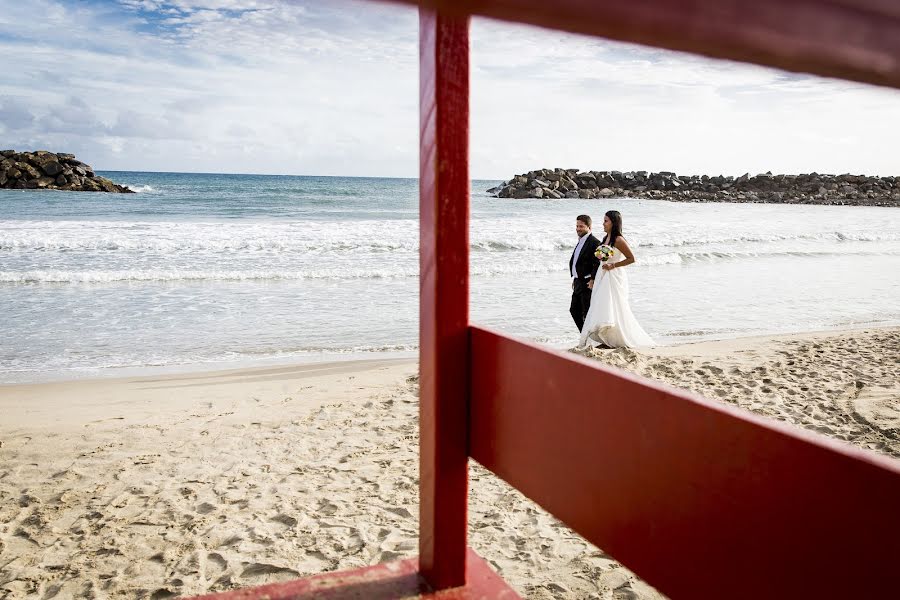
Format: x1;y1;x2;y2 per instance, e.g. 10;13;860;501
1;327;897;598
4;322;897;386
642;324;900;356
0;350;418;387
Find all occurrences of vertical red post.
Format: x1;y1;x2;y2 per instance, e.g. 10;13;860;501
418;7;470;591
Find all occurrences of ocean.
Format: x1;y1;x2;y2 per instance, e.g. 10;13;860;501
1;172;899;383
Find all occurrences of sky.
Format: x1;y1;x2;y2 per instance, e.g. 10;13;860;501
2;0;900;179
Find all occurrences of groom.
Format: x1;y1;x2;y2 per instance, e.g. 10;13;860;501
569;214;601;331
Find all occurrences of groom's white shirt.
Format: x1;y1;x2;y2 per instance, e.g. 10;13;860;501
571;232;591;279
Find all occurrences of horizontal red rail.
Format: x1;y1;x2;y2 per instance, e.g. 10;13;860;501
469;326;900;599
390;0;900;89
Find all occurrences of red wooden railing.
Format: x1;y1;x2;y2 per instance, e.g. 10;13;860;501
404;0;900;89
191;1;900;598
469;327;900;598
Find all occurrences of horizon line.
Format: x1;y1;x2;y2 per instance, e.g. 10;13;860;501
94;168;898;179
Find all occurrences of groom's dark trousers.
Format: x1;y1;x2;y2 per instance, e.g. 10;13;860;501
569;232;601;331
570;279;593;331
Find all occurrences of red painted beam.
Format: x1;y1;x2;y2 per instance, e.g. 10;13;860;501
418;8;471;591
468;326;900;600
387;0;900;90
186;557;425;600
186;549;521;599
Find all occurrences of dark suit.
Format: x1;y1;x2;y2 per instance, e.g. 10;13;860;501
569;233;601;331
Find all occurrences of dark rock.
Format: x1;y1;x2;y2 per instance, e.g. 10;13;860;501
485;167;899;207
19;163;41;180
82;179;102;192
95;177;119;193
0;150;132;192
40;160;64;177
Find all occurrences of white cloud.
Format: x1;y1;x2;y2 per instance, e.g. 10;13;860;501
0;0;898;177
0;96;37;131
469;20;900;178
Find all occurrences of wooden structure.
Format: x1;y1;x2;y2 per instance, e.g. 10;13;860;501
192;1;900;598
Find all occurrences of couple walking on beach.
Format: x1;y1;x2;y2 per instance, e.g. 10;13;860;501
569;211;654;349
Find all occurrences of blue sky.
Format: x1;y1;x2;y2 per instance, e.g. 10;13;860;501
2;0;899;178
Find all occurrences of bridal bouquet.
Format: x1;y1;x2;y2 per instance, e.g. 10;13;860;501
595;244;616;262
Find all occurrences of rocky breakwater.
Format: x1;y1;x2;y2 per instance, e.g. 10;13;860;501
488;169;899;207
0;150;133;193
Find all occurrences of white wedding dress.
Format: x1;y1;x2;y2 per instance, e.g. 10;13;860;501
579;249;655;349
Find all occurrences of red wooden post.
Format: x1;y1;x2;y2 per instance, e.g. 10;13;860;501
418;7;471;590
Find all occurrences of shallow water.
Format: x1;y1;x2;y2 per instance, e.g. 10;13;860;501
1;172;898;382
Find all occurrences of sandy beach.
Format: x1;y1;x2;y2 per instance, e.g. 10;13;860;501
1;328;898;599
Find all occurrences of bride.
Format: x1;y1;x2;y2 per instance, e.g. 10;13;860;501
579;210;655;349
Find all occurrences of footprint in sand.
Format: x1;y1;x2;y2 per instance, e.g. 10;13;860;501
316;499;340;516
205;551;229;583
196;502;216;515
270;513;298;528
240;562;300;580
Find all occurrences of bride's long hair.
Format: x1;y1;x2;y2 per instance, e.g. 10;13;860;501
605;210;623;246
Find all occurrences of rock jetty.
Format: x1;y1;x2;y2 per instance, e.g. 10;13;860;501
0;150;133;193
487;169;898;207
